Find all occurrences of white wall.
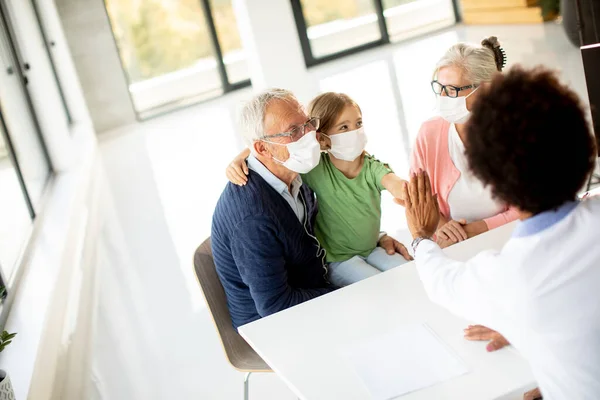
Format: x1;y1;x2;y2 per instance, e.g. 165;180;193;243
54;0;137;133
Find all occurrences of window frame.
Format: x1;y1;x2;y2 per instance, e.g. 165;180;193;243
0;110;35;220
104;0;252;120
290;0;461;68
0;0;55;302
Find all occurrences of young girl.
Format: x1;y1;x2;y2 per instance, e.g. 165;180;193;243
226;92;409;287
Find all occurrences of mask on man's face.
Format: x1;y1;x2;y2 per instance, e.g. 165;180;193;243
435;87;479;124
262;131;321;173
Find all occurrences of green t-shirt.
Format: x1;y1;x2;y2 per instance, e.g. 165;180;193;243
302;153;392;263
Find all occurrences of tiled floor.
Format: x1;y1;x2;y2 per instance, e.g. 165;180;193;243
98;22;590;399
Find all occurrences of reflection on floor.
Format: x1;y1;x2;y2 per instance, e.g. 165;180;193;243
98;23;589;399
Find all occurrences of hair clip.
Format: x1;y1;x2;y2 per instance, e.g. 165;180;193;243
498;47;507;70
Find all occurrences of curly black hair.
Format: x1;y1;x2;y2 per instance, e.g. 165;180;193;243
465;65;596;215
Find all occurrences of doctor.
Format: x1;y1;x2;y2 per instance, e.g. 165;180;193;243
404;65;599;400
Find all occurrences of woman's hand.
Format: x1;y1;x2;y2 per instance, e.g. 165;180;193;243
405;171;440;239
437;219;468;243
463;325;510;352
226;151;250;186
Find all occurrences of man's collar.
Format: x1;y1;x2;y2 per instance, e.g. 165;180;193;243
247;155;302;196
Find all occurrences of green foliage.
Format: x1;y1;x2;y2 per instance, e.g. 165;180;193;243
0;331;16;353
106;0;242;82
301;0;360;27
538;0;560;18
0;287;16;353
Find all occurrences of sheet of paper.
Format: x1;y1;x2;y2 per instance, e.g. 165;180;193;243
342;323;469;400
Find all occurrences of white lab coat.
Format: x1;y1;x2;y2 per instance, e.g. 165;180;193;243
415;197;600;400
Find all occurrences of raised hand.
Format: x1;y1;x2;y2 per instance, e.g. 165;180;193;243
404;171;440;239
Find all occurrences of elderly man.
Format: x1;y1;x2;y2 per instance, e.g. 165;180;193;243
212;88;406;329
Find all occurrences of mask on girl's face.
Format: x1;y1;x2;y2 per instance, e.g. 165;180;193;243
435;87;479;124
323;127;367;161
263;131;320;173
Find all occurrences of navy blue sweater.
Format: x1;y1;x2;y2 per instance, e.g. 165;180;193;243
211;171;333;329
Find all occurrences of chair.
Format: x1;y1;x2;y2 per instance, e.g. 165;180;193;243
193;238;272;400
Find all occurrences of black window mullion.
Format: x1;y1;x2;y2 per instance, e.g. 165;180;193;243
229;79;251;91
290;0;389;68
0;110;36;220
198;0;233;92
373;0;390;44
290;0;316;67
307;40;384;65
451;0;462;23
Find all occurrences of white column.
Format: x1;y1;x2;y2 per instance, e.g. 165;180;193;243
233;0;319;105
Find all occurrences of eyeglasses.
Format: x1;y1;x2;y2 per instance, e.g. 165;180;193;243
260;117;320;142
431;80;478;98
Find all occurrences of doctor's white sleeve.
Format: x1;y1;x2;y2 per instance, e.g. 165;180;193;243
414;240;507;329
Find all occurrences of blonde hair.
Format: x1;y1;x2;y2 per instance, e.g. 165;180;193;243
434;36;506;84
307;92;361;134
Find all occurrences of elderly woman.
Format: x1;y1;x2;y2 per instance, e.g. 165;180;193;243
411;36;519;247
405;66;599;400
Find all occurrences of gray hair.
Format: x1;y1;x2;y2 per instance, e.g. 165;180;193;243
434;36;506;84
239;88;298;151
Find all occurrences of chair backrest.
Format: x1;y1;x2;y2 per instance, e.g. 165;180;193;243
193;238;270;372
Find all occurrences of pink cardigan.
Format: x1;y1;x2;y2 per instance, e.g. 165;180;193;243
409;117;519;230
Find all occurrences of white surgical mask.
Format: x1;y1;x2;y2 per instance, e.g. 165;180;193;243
263;131;320;173
435;87;478;124
323;127;367;161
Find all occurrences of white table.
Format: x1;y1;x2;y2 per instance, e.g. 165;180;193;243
239;222;537;400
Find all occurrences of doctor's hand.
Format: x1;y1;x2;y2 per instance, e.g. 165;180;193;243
463;325;510;352
378;235;413;261
437;219;468;243
405;171;440;239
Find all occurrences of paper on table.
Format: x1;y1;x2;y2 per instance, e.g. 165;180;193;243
342;323;469;400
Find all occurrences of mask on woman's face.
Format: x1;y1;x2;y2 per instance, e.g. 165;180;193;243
322;127;367;161
263;131;321;173
435;87;479;124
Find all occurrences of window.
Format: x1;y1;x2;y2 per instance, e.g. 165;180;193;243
292;0;456;66
0;5;51;283
383;0;456;42
105;0;250;118
211;0;248;84
299;0;384;59
0;115;33;282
